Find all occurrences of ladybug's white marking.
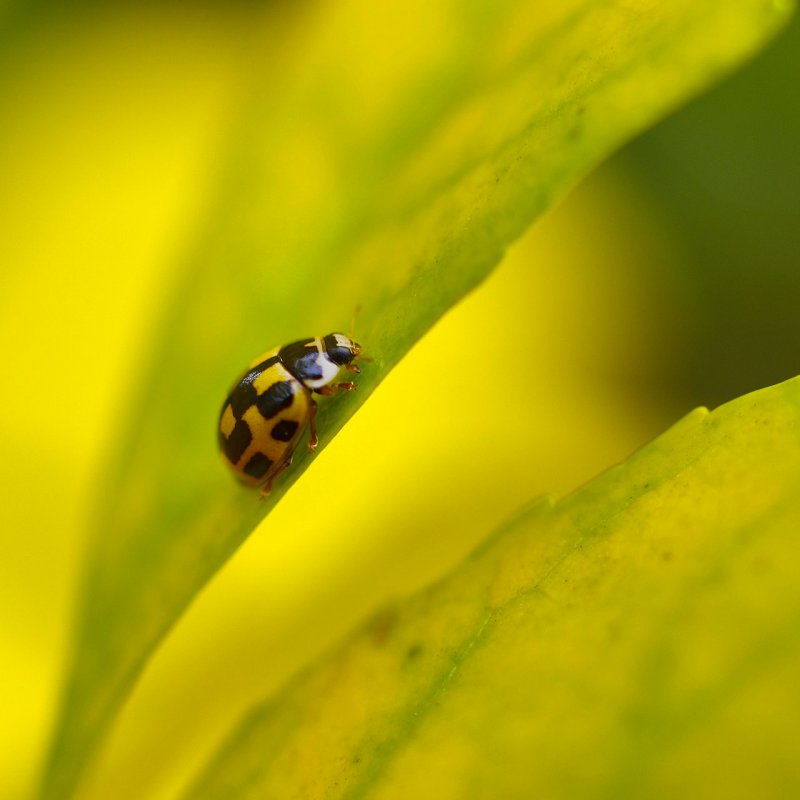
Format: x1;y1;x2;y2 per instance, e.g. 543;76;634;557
302;355;340;389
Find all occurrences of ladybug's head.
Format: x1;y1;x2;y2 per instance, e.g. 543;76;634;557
322;333;361;366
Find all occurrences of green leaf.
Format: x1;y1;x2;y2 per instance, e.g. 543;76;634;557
186;376;800;800
40;2;793;798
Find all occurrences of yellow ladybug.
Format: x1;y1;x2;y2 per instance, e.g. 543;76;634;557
219;333;362;495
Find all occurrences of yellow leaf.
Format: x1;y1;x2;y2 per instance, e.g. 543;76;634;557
188;376;800;799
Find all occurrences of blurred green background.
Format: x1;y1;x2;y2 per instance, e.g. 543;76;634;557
0;3;797;799
621;13;800;408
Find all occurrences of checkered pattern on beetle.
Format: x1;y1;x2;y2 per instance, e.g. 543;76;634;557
219;333;361;496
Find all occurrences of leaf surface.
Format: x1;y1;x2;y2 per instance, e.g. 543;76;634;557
40;1;793;797
189;376;800;799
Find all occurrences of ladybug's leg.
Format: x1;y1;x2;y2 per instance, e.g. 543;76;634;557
344;363;361;374
260;456;293;499
315;382;357;396
307;398;319;452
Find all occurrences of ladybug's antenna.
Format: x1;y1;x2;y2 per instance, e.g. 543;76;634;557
349;304;362;340
348;304;372;362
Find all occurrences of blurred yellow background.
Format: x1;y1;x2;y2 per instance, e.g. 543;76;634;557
1;3;797;800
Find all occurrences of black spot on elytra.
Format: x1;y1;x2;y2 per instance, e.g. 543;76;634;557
228;381;257;419
271;419;299;442
248;355;279;378
224;356;281;418
256;380;295;419
243;451;274;479
223;419;252;464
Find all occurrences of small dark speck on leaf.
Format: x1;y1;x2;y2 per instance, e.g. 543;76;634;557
568;124;582;142
369;608;398;646
406;644;423;661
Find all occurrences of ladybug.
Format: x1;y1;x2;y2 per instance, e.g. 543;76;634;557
219;333;362;495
